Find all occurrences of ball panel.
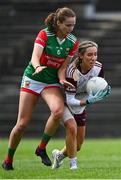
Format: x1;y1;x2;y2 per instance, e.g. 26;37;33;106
86;77;108;95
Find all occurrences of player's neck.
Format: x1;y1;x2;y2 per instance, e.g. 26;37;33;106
80;64;91;74
56;31;67;40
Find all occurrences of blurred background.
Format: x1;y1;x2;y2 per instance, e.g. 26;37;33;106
0;0;121;138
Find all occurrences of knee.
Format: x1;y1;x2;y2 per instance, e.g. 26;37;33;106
52;107;64;119
69;124;77;136
15;121;27;133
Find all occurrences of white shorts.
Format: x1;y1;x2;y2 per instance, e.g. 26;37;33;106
62;105;74;123
62;105;87;126
21;75;61;96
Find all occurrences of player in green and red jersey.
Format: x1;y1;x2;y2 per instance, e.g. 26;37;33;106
24;27;78;84
2;7;78;170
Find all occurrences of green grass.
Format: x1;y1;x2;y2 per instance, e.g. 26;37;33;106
0;138;121;179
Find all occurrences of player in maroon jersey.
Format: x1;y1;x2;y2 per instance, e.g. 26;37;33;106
2;7;78;170
52;40;111;170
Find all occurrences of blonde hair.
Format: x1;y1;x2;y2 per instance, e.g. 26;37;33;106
73;40;98;67
78;40;98;54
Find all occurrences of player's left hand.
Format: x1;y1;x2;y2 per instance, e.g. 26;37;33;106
32;66;47;76
87;90;105;105
86;85;111;105
60;79;75;88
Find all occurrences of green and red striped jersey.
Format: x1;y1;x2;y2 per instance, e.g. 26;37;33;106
24;27;78;84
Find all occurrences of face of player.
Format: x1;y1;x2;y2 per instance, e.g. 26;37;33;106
80;46;98;70
57;17;76;37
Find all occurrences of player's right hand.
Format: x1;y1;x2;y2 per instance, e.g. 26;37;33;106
32;66;47;76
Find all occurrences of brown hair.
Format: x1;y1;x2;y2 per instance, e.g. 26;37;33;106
45;7;76;33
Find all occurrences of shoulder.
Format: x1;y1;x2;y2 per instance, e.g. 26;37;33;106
37;27;54;38
95;61;103;68
93;61;104;77
95;61;104;77
67;33;78;44
66;62;77;78
35;28;56;45
36;28;47;40
35;28;49;46
44;28;55;38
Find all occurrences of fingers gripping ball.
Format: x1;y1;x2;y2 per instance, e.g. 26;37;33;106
86;77;108;96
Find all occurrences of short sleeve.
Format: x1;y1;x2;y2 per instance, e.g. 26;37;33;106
35;30;47;48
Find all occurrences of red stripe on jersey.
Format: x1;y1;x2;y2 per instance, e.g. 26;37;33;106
69;39;79;57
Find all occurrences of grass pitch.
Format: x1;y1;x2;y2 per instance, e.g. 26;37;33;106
0;138;121;179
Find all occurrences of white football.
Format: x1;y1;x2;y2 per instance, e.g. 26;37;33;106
86;77;108;95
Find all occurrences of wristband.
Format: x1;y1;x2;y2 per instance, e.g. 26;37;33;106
35;65;41;70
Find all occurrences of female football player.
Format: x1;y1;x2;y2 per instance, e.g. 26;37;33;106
2;7;78;170
52;40;111;170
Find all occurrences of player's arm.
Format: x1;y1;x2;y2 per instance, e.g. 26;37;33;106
31;44;43;68
31;45;47;75
31;30;47;75
66;93;87;107
66;88;111;107
58;56;75;88
58;38;78;88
